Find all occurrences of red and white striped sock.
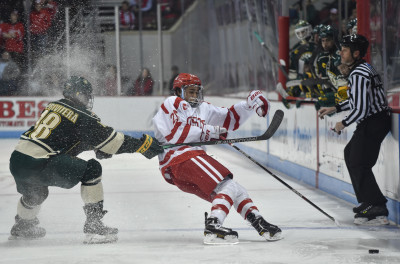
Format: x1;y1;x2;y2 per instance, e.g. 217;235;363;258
210;193;233;224
236;198;260;219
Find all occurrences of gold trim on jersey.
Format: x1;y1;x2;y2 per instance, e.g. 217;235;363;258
14;139;55;159
46;103;79;123
96;131;125;154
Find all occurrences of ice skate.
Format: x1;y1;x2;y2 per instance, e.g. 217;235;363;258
247;212;282;241
9;215;46;240
203;212;239;245
83;201;118;244
352;202;371;213
354;205;389;226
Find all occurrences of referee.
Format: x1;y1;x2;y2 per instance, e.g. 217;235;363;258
318;34;391;225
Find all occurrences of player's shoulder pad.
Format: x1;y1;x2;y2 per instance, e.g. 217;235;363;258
164;96;186;110
57;99;100;121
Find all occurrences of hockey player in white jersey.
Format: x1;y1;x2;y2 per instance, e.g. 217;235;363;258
152;73;282;244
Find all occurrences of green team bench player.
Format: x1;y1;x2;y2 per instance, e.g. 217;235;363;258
8;76;163;244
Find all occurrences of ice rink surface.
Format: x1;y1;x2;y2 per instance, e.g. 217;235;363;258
1;138;399;264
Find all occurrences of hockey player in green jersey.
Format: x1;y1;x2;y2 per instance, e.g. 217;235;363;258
315;25;348;109
8;76;163;244
288;21;316;88
315;25;347;92
284;20;317;104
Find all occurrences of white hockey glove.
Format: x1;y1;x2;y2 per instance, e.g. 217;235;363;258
247;90;270;117
201;125;227;141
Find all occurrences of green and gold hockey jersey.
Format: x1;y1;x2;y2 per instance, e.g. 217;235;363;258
289;41;316;78
316;49;347;90
15;99;125;158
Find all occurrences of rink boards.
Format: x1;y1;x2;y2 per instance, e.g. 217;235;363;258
0;96;399;224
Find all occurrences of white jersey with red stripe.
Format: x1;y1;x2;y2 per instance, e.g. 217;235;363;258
153;96;254;181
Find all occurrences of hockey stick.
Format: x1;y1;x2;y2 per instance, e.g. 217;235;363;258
276;82;290;98
277;82;318;109
276;82;316;104
228;143;338;224
162;110;284;149
283;96;317;104
253;31;290;80
277;82;319;103
253;31;314;108
286;78;333;90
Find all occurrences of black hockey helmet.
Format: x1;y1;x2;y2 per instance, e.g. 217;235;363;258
312;24;325;36
346;18;357;34
319;25;336;39
340;34;369;58
63;76;94;109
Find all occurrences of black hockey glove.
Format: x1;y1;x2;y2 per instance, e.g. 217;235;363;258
136;134;164;159
95;149;113;159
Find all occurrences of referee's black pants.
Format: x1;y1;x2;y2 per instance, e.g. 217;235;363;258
344;110;391;206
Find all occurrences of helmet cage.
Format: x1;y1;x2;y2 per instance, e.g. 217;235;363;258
181;84;204;108
295;25;312;40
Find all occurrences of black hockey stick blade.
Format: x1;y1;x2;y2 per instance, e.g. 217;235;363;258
162;110;284;149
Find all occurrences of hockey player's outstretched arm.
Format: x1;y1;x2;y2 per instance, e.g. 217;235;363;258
247;90;270;117
116;134;164;159
83;119;163;159
135;134;164;159
206;91;269;131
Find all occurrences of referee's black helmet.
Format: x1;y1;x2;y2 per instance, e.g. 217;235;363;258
340;34;369;58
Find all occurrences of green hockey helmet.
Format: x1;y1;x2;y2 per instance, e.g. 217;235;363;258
319;25;336;39
312;24;325;36
346;18;357;34
63;76;94;109
294;20;312;40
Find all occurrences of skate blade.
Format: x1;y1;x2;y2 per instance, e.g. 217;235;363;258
354;216;389;226
83;233;118;244
8;235;44;241
203;234;239;245
262;231;283;241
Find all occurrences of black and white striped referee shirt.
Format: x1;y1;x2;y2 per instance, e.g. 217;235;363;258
335;60;389;126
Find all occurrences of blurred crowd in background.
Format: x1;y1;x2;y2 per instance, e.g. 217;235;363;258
0;0;88;96
0;0;398;100
0;0;189;97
